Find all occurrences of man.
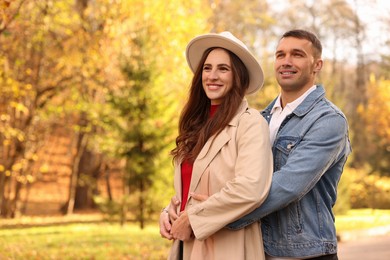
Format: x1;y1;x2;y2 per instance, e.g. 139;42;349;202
160;29;351;260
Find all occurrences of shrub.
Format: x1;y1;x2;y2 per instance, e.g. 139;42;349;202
348;168;390;209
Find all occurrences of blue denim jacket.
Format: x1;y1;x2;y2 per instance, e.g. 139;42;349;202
228;85;351;258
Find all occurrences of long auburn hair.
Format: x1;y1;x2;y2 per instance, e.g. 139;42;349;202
171;47;250;163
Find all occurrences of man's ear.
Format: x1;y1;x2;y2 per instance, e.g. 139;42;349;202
314;59;323;74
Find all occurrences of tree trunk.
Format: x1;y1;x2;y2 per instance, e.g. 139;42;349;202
104;163;113;201
66;131;88;215
0;173;7;216
74;150;102;210
9;179;23;218
139;179;145;229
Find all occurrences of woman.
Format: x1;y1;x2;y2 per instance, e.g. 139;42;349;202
161;32;273;259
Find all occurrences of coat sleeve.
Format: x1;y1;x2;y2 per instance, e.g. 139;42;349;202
187;110;273;240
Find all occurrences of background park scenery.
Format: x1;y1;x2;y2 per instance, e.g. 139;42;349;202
0;0;390;259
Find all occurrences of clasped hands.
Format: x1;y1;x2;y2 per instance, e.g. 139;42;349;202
159;192;208;241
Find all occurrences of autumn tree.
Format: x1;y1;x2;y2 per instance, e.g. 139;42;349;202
89;0;211;227
359;76;390;176
0;0;114;217
1;0;389;220
0;0;76;217
61;0;112;215
105;28;173;228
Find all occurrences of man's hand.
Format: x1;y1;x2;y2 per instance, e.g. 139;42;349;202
171;211;193;241
159;196;180;240
190;192;208;202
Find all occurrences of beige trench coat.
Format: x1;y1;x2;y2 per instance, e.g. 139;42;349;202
168;100;273;260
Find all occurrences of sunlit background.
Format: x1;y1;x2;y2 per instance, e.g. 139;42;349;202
0;0;389;258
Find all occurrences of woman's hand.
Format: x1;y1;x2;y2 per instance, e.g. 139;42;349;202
169;193;209;241
171;211;193;241
159;196;180;240
161;193;208;240
159;208;173;239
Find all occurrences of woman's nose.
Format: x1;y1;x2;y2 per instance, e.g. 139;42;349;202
208;69;218;79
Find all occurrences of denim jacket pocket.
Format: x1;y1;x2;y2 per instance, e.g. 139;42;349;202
289;201;303;234
274;136;300;170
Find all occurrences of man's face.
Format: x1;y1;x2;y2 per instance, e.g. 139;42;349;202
274;37;321;93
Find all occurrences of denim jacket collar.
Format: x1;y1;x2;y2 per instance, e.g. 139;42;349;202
262;85;325;119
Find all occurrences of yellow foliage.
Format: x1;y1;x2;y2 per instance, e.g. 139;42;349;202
343;167;390;208
359;75;390;156
39;163;50;174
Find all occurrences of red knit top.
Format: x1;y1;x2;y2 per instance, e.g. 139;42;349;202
180;104;219;211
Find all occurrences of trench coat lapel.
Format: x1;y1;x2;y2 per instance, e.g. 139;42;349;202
189;130;231;193
189;99;249;193
174;131;231;212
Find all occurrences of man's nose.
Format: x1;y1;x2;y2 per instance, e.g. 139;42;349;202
282;55;293;65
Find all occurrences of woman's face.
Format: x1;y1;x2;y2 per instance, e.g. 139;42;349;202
202;48;233;105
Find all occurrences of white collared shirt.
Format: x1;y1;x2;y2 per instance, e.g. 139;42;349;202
269;85;317;144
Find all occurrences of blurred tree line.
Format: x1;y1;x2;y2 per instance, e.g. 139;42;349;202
0;0;389;226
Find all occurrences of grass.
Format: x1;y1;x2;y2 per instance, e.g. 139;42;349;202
0;209;389;259
0;221;172;260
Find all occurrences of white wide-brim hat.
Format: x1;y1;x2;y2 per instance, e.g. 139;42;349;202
186;31;264;95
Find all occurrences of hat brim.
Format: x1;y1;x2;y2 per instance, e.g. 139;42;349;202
186;34;264;95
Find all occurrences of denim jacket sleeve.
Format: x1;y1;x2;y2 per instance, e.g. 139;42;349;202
227;109;350;230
